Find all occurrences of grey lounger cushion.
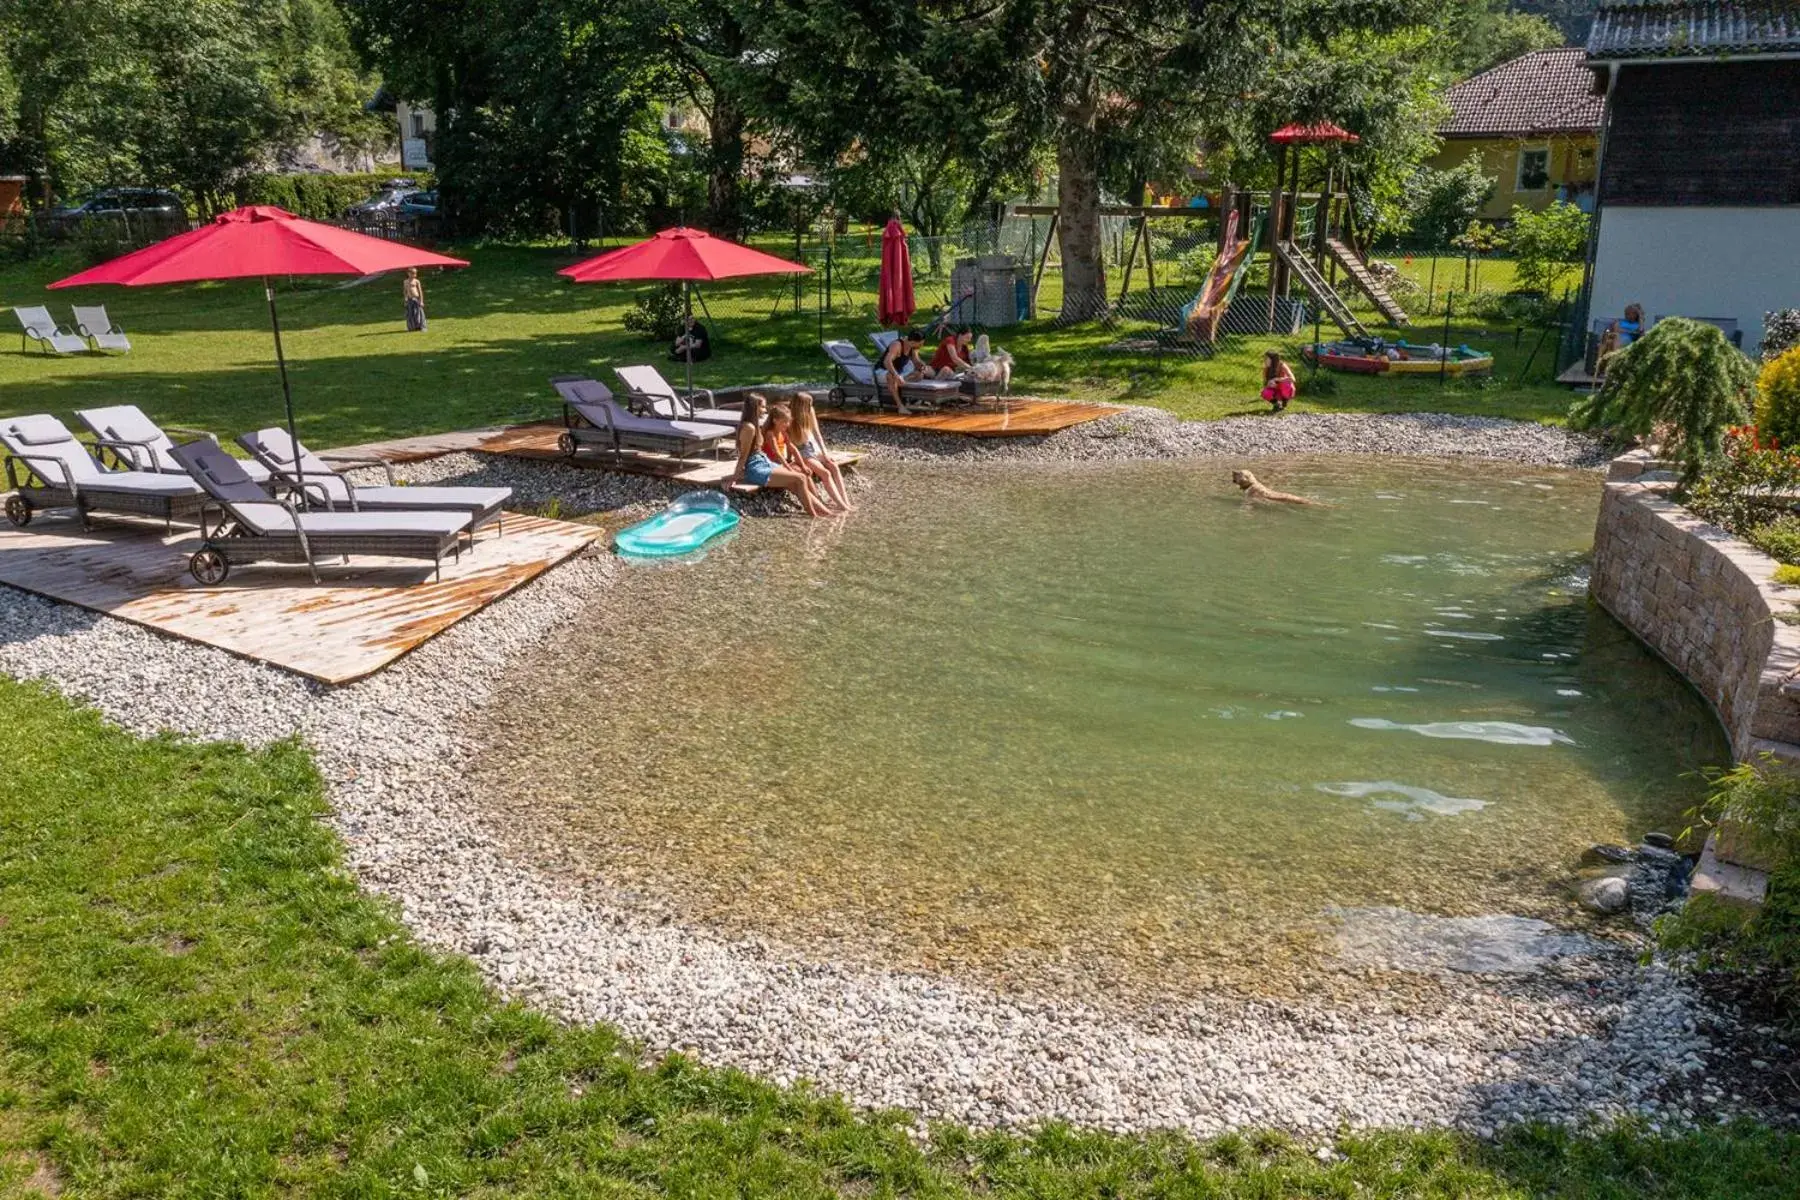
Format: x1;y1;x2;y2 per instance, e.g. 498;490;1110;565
238;426;511;513
76;404;273;481
173;440;472;538
551;379;735;443
613;364;740;424
0;414;203;495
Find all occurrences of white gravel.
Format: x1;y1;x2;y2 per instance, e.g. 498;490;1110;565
2;408;1787;1142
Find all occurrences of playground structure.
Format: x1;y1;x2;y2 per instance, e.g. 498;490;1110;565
1002;121;1412;349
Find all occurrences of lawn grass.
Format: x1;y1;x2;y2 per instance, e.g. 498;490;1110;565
0;241;1577;452
2;675;1796;1197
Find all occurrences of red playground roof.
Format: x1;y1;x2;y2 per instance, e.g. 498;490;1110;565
1269;122;1361;145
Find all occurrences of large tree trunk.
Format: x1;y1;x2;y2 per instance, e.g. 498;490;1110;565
1056;124;1108;321
705;99;745;239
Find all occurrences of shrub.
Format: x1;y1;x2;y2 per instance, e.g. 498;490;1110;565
1756;346;1800;447
1685;426;1800;535
233;172;427;220
622;284;684;341
1747;515;1800;565
1660;760;1800;1013
1506;201;1588;297
1765;309;1800;361
1570;317;1756;483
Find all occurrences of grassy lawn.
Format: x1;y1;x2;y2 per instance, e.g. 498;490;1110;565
0;242;1576;452
1;676;1796;1197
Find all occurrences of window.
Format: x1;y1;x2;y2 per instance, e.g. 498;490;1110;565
409;112;427;138
1517;147;1550;191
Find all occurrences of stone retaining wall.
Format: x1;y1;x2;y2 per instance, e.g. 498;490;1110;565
1590;479;1800;761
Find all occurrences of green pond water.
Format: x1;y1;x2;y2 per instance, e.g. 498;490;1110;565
472;457;1728;1003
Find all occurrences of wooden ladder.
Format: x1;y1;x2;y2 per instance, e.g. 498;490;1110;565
1326;238;1410;326
1275;241;1367;338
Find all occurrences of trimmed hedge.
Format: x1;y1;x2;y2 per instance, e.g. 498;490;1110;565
232;172;430;220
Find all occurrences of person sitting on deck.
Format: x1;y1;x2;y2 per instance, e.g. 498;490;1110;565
669;316;711;363
1260;351;1296;412
928;328;973;379
728;393;833;517
875;329;926;414
790;391;855;513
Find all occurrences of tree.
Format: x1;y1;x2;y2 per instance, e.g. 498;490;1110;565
1572;317;1756;483
1506;200;1587;295
1438;1;1566;77
1402;152;1496;246
0;0;381;211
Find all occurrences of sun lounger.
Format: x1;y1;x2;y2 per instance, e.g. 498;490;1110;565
169;439;471;584
613;364;741;424
821;340;966;409
13;306;88;355
71;305;131;353
74;404;274;482
0;414;205;530
550;376;737;462
237;427;511;536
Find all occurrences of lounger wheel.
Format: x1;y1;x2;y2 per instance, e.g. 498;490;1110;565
189;548;229;585
5;495;31;527
828;386;845;407
557;431;577;458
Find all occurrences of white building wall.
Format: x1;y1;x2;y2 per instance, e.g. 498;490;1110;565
1590;206;1800;355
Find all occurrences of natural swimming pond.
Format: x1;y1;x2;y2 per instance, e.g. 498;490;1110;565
471;457;1727;1004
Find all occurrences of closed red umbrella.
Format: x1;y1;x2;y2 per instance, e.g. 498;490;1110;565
877;217;915;328
559;226;810;393
50;205;468;496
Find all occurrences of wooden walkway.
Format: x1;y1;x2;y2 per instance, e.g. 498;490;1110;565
818;399;1116;438
472;422;861;489
0;513;601;684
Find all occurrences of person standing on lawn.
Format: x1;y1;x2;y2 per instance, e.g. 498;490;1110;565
402;268;427;332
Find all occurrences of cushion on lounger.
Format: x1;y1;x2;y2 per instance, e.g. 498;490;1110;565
296;510;470;538
5;414;77;446
335;485;512;512
169;439;275;505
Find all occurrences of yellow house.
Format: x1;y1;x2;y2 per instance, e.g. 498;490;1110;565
1426;48;1604;221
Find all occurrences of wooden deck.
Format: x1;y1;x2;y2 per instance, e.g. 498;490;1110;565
0;513;601;684
817;398;1117;438
472;422;861;489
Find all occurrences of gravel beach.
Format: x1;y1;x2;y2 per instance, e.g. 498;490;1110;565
3;406;1791;1140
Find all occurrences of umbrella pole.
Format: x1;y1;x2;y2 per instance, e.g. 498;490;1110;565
683;282;695;396
265;278;305;502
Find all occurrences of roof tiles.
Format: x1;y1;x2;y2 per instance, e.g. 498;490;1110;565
1588;2;1800;59
1439;48;1605;138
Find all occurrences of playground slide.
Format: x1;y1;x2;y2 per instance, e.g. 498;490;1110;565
1185;210;1263;342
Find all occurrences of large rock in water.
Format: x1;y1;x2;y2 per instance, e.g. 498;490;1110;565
1578;876;1630;915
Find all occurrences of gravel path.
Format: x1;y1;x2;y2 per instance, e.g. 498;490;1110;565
3;407;1788;1142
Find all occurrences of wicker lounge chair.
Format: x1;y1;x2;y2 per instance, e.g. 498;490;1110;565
550;376;737;462
74;404;274;482
613;364;741;424
821;340;965;409
236;427;511;536
13;306;88;355
0;414;205;530
168;440;471;585
71;305;131;353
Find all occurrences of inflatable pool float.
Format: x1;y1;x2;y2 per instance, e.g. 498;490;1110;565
613;491;740;559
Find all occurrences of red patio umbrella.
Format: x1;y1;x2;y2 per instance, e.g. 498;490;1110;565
50;205;468;497
559;226;810;394
1269;121;1361;145
876;217;915;328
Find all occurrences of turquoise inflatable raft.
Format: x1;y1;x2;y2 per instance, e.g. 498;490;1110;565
613;491;740;559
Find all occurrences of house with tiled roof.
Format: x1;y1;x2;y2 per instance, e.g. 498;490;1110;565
1425;48;1604;221
1581;1;1800;356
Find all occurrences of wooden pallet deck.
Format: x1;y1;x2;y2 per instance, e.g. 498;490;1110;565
472;422;861;489
817;398;1117;438
0;513;601;684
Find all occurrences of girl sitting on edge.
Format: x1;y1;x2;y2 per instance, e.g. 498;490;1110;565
1261;351;1296;412
729;394;833;517
790;391;856;512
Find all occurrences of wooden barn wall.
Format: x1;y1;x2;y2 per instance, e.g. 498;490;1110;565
1601;60;1800;206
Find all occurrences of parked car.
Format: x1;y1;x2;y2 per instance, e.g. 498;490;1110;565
395;190;438;220
343;179;421;219
48;188;185;234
